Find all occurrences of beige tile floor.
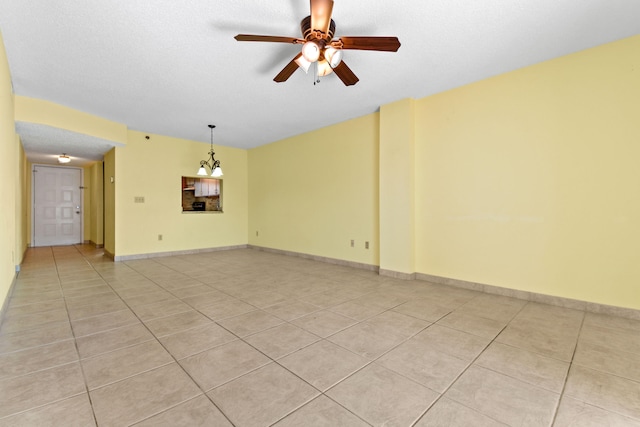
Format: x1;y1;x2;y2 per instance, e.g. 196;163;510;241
1;245;640;426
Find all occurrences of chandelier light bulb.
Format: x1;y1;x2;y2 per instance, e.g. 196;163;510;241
196;124;223;177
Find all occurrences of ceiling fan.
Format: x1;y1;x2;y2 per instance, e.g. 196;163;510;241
234;0;401;86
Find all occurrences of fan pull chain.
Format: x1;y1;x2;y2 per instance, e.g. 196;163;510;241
313;62;320;85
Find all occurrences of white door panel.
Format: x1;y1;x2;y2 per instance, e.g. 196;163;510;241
33;165;82;247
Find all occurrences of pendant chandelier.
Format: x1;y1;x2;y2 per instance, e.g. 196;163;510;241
197;124;223;177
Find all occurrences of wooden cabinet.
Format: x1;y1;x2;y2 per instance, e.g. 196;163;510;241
183;176;222;212
182;177;195;190
194;179;220;197
194;180;203;196
210;180;220;196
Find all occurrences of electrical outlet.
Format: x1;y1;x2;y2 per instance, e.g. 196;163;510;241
134;196;145;203
158;234;163;241
365;241;369;249
350;239;354;247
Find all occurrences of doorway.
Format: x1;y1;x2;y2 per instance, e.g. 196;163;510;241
32;165;83;247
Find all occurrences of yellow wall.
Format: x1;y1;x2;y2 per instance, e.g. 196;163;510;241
3;29;639;313
14;96;127;145
113;130;248;257
25;161;31;245
248;114;380;266
414;35;640;309
15;96;125;248
83;166;91;241
88;162;104;246
15;141;28;261
0;30;15;300
104;149;116;255
0;30;25;309
379;99;415;274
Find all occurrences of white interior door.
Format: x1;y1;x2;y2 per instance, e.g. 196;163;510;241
33;165;83;247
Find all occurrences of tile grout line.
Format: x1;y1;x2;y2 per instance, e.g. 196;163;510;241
87;253;239;427
280;304;446;427
155;267;352;426
4;247;489;425
409;299;531;427
0;246;92;422
9;245;638;425
549;310;586;427
148;254;397;426
56;245;101;427
237;322;371;427
259;295;491;425
77;251;196;419
278;295;506;426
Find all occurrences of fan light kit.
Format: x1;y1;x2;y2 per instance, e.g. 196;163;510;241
325;47;343;68
58;154;71;164
301;41;321;62
197;125;223;178
234;0;400;86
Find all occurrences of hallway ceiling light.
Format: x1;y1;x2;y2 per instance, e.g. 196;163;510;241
197;125;223;177
58;154;71;163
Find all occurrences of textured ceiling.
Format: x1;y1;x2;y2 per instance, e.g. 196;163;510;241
15;122;124;167
1;0;639;165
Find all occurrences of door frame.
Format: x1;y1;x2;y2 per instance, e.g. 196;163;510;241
31;164;85;247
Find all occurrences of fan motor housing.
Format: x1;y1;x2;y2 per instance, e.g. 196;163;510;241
301;16;336;41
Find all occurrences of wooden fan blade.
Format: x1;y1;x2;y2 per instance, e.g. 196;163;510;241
274;53;303;83
337;36;401;52
310;0;334;35
235;34;303;44
333;61;359;86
